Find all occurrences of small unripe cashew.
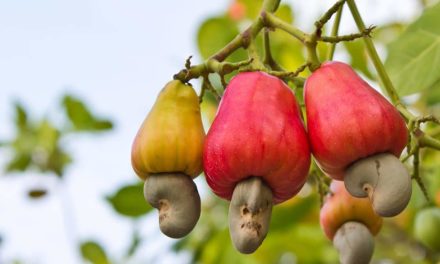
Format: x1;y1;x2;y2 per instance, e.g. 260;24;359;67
333;221;374;264
229;177;273;254
144;173;201;238
344;153;411;217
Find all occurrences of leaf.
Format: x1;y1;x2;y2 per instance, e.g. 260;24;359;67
197;16;246;62
274;4;293;24
5;153;32;172
14;102;28;131
106;182;152;218
46;148;72;177
237;0;263;19
385;3;440;96
424;81;440;106
344;40;374;79
80;241;110;264
270;29;305;72
62;95;113;132
33;119;71;176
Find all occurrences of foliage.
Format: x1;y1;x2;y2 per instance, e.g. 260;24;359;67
80;241;110;264
386;2;440;96
106;182;152;218
2;95;112;179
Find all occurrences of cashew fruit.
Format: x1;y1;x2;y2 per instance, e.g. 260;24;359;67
321;181;382;264
305;61;410;217
320;181;382;240
203;71;310;253
204;71;311;204
131;80;205;238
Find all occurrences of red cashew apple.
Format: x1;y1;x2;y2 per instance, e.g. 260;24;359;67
321;181;382;264
203;71;311;253
305;61;411;217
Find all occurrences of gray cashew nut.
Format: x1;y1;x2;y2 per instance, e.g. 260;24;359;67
144;173;201;238
344;153;412;217
229;177;273;254
333;221;374;264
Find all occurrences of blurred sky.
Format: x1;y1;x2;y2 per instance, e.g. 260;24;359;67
0;0;419;263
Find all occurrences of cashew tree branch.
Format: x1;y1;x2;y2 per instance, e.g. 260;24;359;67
327;5;343;60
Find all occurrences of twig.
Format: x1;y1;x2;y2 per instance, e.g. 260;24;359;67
411;148;430;202
314;0;347;36
327;5;343;60
320;26;375;43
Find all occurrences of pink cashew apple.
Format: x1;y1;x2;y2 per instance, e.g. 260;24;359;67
320;181;382;264
204;71;311;253
305;61;411;217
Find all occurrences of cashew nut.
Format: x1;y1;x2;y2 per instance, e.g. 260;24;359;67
144;173;201;238
344;153;411;217
229;177;273;254
333;221;374;264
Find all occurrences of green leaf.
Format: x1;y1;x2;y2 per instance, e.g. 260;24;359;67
14;102;28;131
344;40;374;79
237;0;263;19
62;95;113;132
5;153;32;172
106;182;152;218
385;3;440;96
33;119;71;176
80;241;110;264
275;4;293;24
197;16;246;62
270;29;305;71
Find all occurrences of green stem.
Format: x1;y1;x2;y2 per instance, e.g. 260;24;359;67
210;34;247;62
320;26;374;43
346;0;402;106
305;36;321;71
396;104;415;121
263;12;307;42
263;29;272;65
263;29;283;70
174;59;253;83
212;0;280;62
327;5;343;61
247;39;265;69
314;0;347;34
263;12;321;70
420;135;440;150
175;0;281;82
412;148;430;202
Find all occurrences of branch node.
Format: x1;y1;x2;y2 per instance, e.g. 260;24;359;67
185;56;193;70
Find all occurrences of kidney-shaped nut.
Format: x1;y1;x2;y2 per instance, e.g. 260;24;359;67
345;153;411;217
